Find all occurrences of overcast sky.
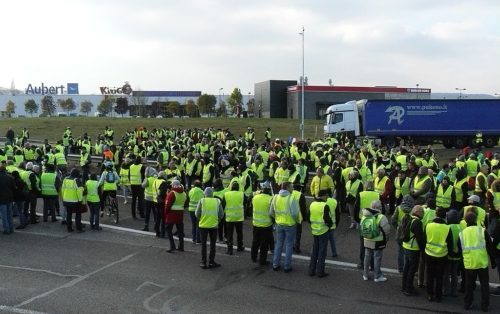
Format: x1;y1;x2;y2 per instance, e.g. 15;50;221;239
1;0;499;95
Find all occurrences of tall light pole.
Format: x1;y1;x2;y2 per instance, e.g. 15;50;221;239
415;83;419;100
455;87;466;100
219;88;223;117
299;26;305;140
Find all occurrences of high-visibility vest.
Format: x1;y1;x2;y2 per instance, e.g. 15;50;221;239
272;194;296;226
454;178;468;203
448;224;463;261
240;170;252;197
402;217;422;251
120;167;130;185
396;154;408;171
374;176;388;196
493;192;500;211
326;197;337;230
252;193;273;227
462;205;486;227
143;176;156;201
220;168;232;188
61;178;81;203
171;191;186;211
459;226;489;269
55;152;67;165
198;197;220;228
274;167;290;185
291;190;303;223
346;179;361;198
185;159;197;176
80;153;89;167
425;222;450;257
422;208;436;229
436;184;453;209
21;170;32;190
474;172;487;193
129;164;142;185
41;172;58;196
251;163;265;181
309;201;330;236
465;159;479;178
86;180;100;203
413;175;430;192
188;187;205;212
395;177;411;199
223;190;244;222
213;188;226;200
152;178;165;203
359;190;380;211
202;163;213;184
102;171;118;191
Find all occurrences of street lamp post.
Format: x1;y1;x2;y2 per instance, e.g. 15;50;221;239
456;87;466;100
219;88;223;117
299;26;305;140
415;84;419;100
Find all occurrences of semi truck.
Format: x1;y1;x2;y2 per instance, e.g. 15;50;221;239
324;99;500;148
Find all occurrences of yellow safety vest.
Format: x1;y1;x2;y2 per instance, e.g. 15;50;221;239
326;198;337;230
129;164;142;185
272;194;296;226
224;190;244;222
120;167;130;185
465;159;478;178
462;205;486;227
309;202;329;236
459;226;489;269
152;178;165;203
252;193;273;227
474;172;487;193
61;178;81;203
436;185;453;209
425;222;450;257
374;176;388;196
359;191;380;211
86;180;100;203
171;191;186;211
454;178;468;203
188;187;205;212
198;197;220;228
346;179;361;198
143;176;156;201
395;177;411;199
41;172;57;196
402;217;422;251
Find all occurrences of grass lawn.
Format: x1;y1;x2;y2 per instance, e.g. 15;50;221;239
1;117;325;143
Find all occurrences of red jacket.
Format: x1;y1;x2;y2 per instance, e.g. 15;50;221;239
163;186;187;224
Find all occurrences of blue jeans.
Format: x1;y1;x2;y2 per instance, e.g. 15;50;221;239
272;224;296;270
189;211;201;242
0;203;13;233
328;229;337;256
88;202;100;228
13;201;27;226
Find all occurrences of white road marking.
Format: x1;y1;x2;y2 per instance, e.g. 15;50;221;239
14;252;138;308
0;265;80;278
0;305;50;314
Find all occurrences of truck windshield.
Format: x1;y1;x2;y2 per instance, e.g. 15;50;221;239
329;113;343;124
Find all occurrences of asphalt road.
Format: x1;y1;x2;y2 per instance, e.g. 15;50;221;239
1;197;500;314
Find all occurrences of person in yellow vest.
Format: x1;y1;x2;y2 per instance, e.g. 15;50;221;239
23;162;40;224
423;207;453;302
195;187;224;269
129;156;145;219
222;181;245;255
346;170;363;229
474;164;489;206
85;173;101;231
458;212;497;311
98;162;120;213
391;195;415;273
374;168;392;215
357;181;380;268
141;167;158;232
274;159;290;187
79;146;91;183
461;195;487;228
40;164;61;223
361;200;391;282
119;158;131;205
61;168;84;233
410;166;432;205
308;190;334;278
453;168;469;211
201;156;214;189
188;180;205;243
251;182;274;266
435;176;455;211
270;182;300;272
292;183;308;254
164;180;187;253
443;209;462;297
394;170;411;206
310;167;335;198
401;205;425;296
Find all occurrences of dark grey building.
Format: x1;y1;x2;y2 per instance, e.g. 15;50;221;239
254;80;297;118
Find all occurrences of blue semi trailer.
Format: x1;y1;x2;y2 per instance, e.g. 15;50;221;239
324;99;500;148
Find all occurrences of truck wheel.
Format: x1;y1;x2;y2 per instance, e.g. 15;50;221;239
484;137;496;148
454;138;467;149
443;139;453;149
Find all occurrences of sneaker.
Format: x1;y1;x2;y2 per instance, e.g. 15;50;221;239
123;200;128;205
200;262;207;269
208;262;221;268
374;276;387;283
363;275;369;281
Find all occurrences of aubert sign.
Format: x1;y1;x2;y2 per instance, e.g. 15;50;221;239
26;83;66;95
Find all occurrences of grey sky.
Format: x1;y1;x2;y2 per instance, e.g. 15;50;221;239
1;0;499;95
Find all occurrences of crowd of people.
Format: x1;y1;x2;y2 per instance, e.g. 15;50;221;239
1;125;500;311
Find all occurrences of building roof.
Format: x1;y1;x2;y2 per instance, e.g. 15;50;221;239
287;85;431;94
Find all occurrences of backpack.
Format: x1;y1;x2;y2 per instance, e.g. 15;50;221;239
396;213;412;244
360;214;380;239
105;171;115;183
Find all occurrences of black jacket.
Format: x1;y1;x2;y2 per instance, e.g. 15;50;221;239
0;170;15;204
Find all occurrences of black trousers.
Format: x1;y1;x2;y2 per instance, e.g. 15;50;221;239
226;221;243;251
66;203;82;231
144;200;157;227
200;228;217;264
130;185;144;218
166;223;184;250
24;191;37;223
154;202;164;237
251;226;273;265
295;222;302;250
465;267;489;310
402;249;420;293
217;216;226;241
426;254;447;299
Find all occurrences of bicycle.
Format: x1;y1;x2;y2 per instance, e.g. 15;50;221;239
104;193;119;224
